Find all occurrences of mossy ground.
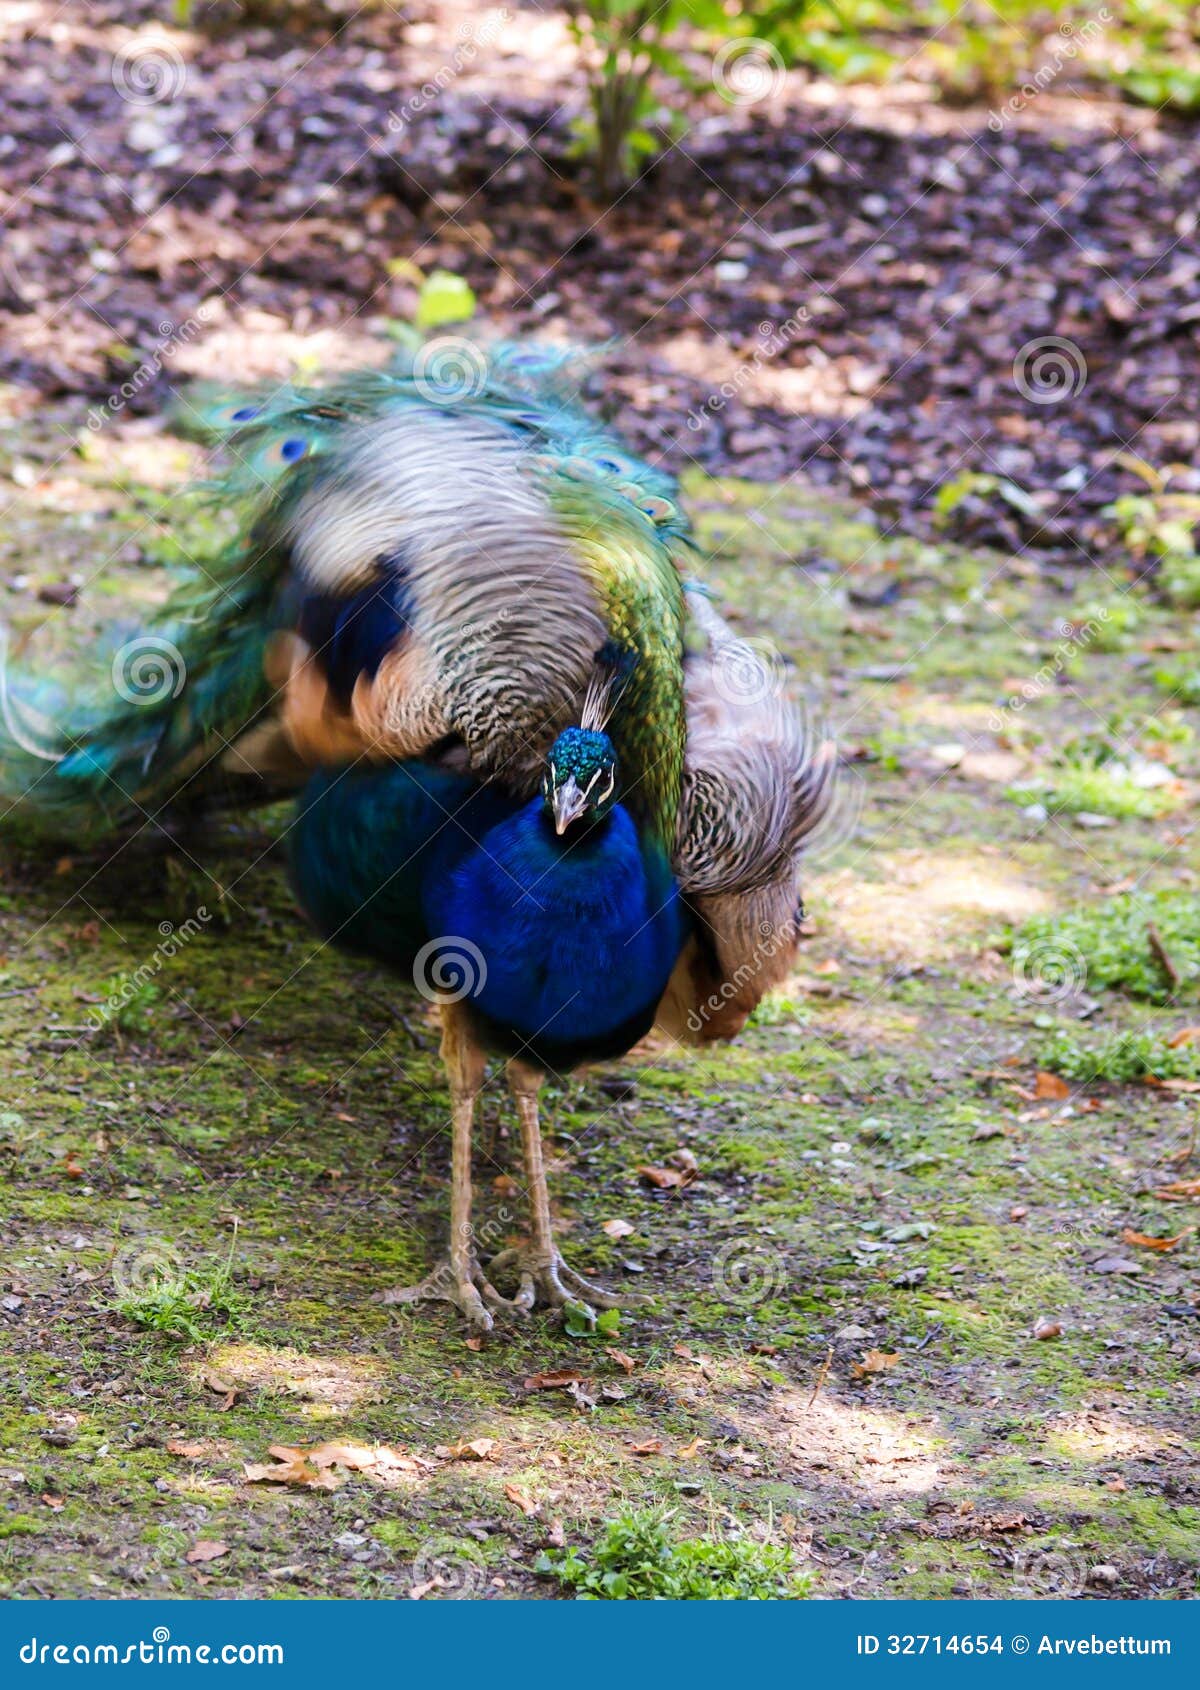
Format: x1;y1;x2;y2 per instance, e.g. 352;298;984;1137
1;397;1198;1600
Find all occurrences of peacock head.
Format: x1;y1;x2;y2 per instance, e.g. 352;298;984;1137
543;727;618;835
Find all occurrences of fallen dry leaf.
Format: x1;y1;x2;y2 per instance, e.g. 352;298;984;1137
166;1439;218;1460
1166;1027;1200;1048
465;1336;484;1351
546;1518;566;1549
636;1164;694;1190
492;1174;518;1197
1120;1227;1193;1252
602;1218;634;1239
609;1350;636;1375
676;1437;709;1459
244;1440;425;1490
40;1494;64;1511
523;1370;585;1391
244;1456;342;1491
1034;1070;1071;1100
851;1348;900;1380
627;1439;663;1455
504;1483;539;1517
1106;1477;1128;1493
186;1540;229;1564
435;1438;498;1462
1155;1178;1200;1200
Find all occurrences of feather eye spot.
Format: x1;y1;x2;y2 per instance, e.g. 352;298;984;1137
640;495;674;523
273;437;309;466
230;405;261;423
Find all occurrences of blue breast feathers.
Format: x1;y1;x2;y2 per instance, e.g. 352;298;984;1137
289;764;686;1070
423;796;685;1064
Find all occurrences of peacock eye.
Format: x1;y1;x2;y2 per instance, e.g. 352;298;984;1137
640;495;674;523
230;406;260;423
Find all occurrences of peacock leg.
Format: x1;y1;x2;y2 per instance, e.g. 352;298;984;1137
487;1058;626;1319
377;1001;511;1334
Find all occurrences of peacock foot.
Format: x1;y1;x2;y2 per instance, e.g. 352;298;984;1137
487;1246;637;1322
376;1257;514;1335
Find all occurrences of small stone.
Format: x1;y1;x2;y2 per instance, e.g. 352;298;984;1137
1088;1564;1119;1587
1032;1318;1062;1341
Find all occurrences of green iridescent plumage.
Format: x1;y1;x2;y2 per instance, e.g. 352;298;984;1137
0;340;689;848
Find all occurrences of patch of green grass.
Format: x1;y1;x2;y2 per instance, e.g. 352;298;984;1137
1036;1026;1200;1085
113;1236;252;1343
536;1508;810;1600
1009;759;1176;820
1014;892;1200;1002
1154;665;1200;708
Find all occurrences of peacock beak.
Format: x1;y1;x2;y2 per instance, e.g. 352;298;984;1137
552;776;588;835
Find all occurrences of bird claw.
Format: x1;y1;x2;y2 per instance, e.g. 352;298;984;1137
487;1246;638;1321
376;1258;515;1335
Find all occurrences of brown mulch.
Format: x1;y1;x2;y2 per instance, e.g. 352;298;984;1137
3;0;1200;561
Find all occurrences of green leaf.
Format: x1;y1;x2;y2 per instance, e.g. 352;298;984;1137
562;1301;597;1337
414;270;476;332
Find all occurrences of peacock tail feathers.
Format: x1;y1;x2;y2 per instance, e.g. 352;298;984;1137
2;335;689;844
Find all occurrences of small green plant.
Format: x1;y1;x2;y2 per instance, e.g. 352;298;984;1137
1106;481;1200;608
1037;1026;1200;1085
114;1234;250;1342
1154;665;1200;707
1015;892;1200;1003
1008;732;1180;820
536;1507;810;1599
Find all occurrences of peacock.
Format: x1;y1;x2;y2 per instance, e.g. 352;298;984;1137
0;339;838;1330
